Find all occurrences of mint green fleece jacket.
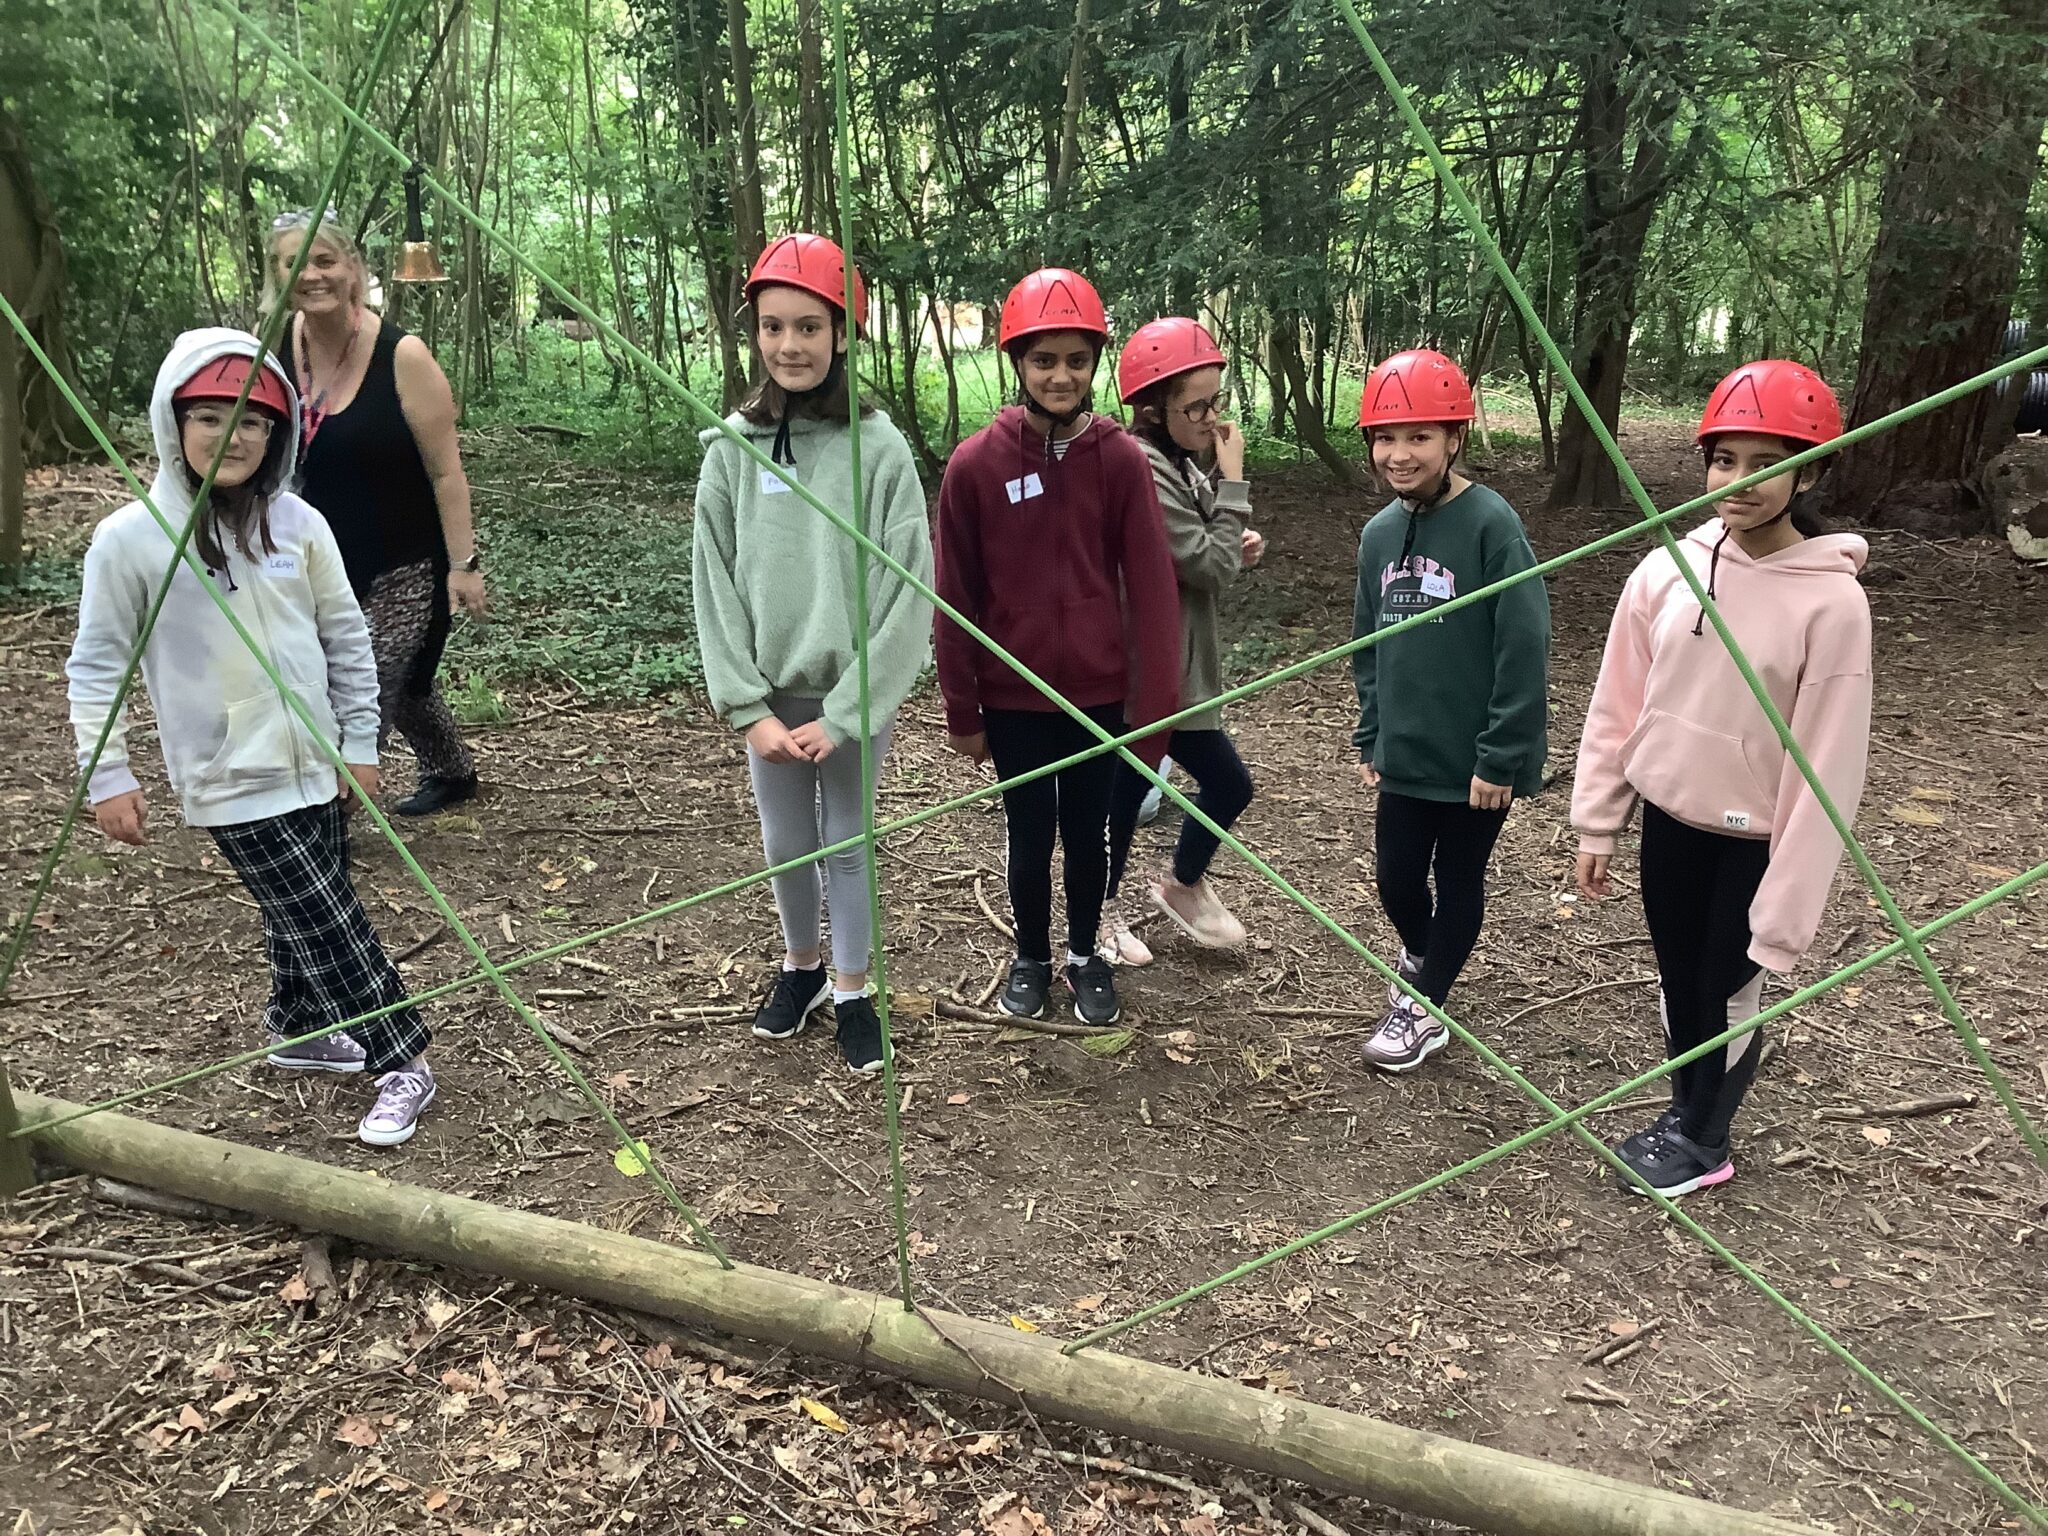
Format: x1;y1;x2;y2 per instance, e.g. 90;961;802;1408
691;408;935;745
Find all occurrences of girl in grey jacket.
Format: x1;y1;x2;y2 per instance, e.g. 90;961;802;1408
1102;319;1266;962
66;329;437;1147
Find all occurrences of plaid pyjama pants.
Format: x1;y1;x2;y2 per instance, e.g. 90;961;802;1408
208;799;431;1071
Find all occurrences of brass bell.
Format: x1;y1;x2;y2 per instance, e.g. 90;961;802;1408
392;162;448;284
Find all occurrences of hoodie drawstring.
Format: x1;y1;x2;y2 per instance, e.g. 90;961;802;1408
1692;525;1732;637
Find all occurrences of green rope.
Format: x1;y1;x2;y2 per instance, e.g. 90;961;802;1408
0;0;416;1002
1334;0;2044;1171
0;298;732;1269
1070;850;2048;1347
824;0;918;1312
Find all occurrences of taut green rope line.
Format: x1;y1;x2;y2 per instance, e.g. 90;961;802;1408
1334;0;2044;1171
1069;852;2048;1351
0;0;417;1002
830;0;917;1310
0;297;732;1268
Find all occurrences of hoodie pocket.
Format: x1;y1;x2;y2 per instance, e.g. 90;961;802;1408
196;687;337;792
1621;709;1775;834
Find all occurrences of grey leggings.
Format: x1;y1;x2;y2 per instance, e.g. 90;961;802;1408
746;695;895;976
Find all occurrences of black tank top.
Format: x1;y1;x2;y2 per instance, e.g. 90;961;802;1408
295;317;446;595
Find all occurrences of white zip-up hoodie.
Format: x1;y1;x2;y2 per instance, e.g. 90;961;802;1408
66;328;380;828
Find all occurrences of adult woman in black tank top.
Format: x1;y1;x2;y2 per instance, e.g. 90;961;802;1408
267;211;485;816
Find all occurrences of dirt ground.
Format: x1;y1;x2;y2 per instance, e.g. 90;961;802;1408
3;427;2046;1536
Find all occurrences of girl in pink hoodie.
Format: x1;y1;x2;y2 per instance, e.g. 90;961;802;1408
1572;360;1871;1197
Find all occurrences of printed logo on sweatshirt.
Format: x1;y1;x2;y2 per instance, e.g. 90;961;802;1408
263;555;300;578
1723;810;1752;831
1380;555;1458;600
1004;472;1045;505
759;468;795;495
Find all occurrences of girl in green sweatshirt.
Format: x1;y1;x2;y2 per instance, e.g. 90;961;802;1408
1350;349;1550;1074
690;234;934;1075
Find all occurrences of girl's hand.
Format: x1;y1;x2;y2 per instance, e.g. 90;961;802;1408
1240;527;1266;568
448;569;488;620
1212;419;1246;481
94;789;148;846
788;720;836;762
1358;761;1380;790
1575;851;1612;901
948;732;990;766
746;717;807;764
1469;776;1513;811
339;764;381;809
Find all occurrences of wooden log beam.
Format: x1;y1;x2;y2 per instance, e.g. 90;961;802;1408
14;1092;1824;1536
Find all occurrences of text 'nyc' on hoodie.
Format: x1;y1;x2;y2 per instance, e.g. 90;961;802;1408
66;328;380;828
1572;520;1873;972
932;407;1181;759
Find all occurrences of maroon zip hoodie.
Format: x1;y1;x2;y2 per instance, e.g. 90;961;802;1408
933;406;1181;763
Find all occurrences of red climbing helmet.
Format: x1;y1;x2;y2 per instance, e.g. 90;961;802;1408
1117;317;1226;404
1358;349;1475;429
999;268;1109;349
746;232;868;336
172;353;292;420
1698;359;1842;448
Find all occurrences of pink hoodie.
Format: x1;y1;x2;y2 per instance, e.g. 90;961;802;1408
1573;520;1873;973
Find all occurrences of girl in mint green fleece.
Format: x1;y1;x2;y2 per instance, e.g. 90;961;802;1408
690;234;934;1075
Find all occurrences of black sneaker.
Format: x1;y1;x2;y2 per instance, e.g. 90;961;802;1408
396;773;479;817
1614;1125;1734;1199
999;956;1053;1019
1065;956;1121;1026
751;964;829;1041
1614;1107;1684;1163
835;995;886;1076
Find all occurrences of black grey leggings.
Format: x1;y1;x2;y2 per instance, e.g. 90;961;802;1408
1105;728;1255;894
982;703;1124;963
1373;789;1508;1007
363;559;475;782
1640;802;1769;1145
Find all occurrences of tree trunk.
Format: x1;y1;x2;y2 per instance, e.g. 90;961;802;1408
1051;0;1093;224
16;1091;1829;1536
1546;30;1686;510
1822;13;2048;535
725;0;768;263
795;0;832;232
0;103;87;495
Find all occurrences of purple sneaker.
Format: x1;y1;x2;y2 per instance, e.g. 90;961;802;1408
266;1030;367;1073
1361;997;1448;1074
358;1065;436;1146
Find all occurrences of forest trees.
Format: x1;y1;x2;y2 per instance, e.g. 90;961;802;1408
0;0;2044;532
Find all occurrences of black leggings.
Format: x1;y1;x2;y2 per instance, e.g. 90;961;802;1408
1640;802;1770;1145
1373;790;1508;1007
983;704;1124;963
1105;728;1255;895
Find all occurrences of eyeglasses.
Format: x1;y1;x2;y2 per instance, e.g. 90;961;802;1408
271;206;341;231
1179;386;1230;423
184;409;276;441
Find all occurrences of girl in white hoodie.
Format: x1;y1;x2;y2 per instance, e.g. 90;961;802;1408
66;329;437;1147
1573;360;1870;1197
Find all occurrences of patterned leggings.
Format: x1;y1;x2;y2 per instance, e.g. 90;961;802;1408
363;559;475;781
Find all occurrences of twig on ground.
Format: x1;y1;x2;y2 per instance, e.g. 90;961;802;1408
1582;1317;1665;1364
89;1178;234;1224
935;998;1119;1039
1815;1093;1977;1122
392;923;450;964
973;876;1016;940
1495;976;1655;1030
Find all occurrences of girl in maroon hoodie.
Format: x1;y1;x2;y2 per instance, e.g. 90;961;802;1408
933;267;1181;1027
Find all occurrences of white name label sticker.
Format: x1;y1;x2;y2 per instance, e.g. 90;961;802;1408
1723;810;1752;832
1004;473;1045;504
264;555;300;578
760;468;794;495
1418;572;1452;599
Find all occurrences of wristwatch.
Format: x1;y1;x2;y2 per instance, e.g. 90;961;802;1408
454;549;482;574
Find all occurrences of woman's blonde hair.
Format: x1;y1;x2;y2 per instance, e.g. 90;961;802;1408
260;210;369;320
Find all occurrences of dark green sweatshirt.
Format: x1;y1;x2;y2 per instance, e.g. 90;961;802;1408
1351;482;1550;801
